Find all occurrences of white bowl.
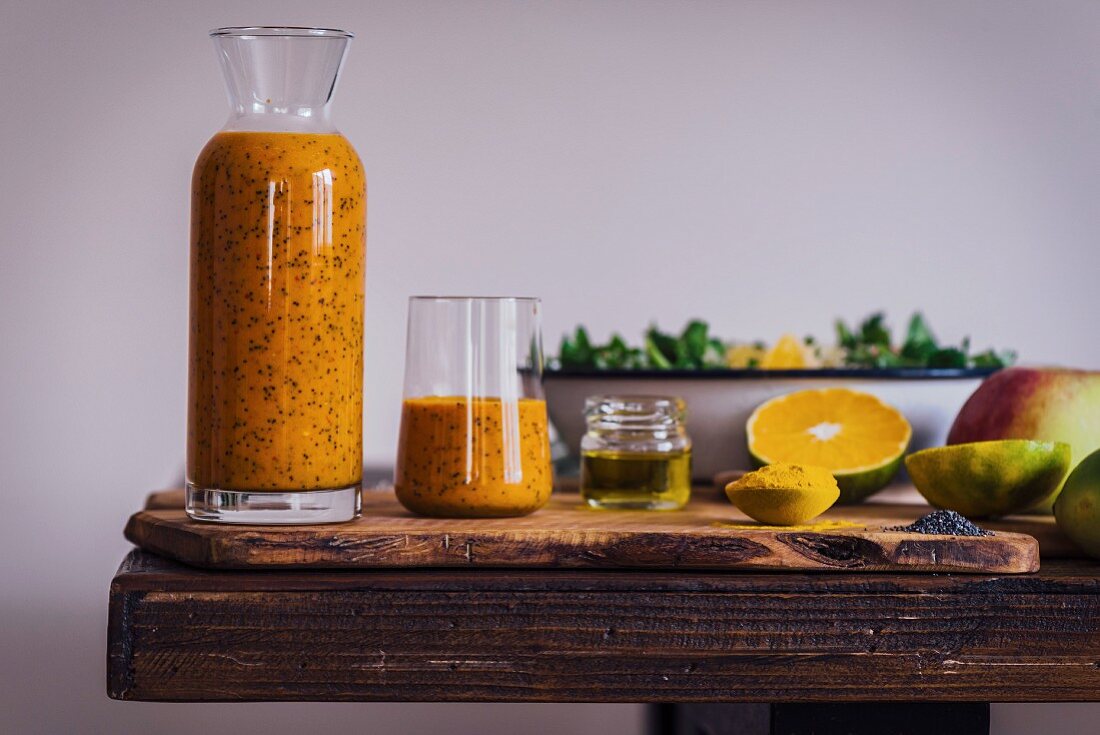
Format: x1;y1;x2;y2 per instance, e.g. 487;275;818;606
543;368;995;481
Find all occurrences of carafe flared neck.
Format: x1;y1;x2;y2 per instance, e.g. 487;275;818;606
211;27;352;133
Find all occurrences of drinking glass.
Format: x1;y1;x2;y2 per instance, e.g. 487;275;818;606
395;297;552;517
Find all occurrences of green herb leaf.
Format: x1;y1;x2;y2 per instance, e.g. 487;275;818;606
970;349;1017;368
645;325;679;368
643;333;673;369
558;326;594;368
859;312;892;348
928;347;968;369
900;312;938;362
836;319;857;350
680;320;710;365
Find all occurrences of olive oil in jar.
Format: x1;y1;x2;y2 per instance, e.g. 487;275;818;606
581;448;692;510
579;395;692;510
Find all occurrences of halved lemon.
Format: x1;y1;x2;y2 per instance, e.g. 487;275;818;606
759;334;810;369
746;388;911;503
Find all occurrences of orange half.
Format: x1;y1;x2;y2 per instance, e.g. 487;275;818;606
746;388;911;502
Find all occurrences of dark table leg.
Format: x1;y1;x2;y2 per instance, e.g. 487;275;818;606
648;702;990;735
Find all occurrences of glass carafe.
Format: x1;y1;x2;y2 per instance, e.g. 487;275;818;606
186;27;366;523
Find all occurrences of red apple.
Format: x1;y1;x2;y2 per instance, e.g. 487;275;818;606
947;366;1100;511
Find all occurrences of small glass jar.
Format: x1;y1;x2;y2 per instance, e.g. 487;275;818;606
580;395;692;510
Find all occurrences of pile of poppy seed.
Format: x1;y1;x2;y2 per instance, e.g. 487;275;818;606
889;510;993;537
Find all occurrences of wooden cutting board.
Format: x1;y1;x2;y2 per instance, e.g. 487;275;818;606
126;488;1041;573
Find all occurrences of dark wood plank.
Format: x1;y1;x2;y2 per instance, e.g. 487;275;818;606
108;550;1100;703
125;489;1040;574
108;548;1100;594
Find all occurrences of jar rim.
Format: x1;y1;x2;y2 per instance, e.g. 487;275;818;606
210;26;354;39
585;395;685;411
584;395;688;430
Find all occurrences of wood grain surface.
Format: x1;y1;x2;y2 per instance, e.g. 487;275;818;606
125;488;1040;573
107;550;1100;703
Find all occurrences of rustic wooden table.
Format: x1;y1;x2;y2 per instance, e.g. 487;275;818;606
108;546;1100;734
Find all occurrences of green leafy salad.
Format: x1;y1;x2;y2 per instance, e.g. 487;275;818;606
553;312;1016;371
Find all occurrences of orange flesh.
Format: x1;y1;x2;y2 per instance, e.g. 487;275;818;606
395;397;553;517
750;389;909;471
187;131;366;491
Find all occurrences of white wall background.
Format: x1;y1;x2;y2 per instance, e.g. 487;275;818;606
2;1;1099;732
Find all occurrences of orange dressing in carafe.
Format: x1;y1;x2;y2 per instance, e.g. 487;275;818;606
187;131;366;491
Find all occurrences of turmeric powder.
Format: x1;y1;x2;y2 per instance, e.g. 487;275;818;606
724;463;840;526
732;463;838;492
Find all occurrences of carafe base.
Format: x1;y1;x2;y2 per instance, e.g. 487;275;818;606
185;483;361;524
